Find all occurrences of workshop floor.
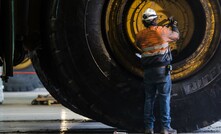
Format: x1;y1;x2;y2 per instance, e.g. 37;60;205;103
0;88;221;134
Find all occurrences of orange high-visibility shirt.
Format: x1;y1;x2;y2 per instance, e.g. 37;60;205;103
136;26;179;57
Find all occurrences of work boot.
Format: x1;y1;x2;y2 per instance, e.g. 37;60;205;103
161;127;177;134
144;129;154;134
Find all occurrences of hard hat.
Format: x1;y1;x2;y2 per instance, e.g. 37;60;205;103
142;8;158;22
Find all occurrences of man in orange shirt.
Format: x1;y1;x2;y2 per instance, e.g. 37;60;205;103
136;8;179;134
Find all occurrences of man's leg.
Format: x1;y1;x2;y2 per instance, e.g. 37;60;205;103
144;84;157;130
157;78;177;134
157;79;171;129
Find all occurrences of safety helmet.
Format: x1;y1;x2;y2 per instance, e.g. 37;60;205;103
142;8;158;22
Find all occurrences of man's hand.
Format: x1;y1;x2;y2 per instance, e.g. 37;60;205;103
172;20;178;26
168;16;178;27
168;16;179;33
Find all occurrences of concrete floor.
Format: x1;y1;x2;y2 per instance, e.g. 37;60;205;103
0;88;117;134
0;88;221;134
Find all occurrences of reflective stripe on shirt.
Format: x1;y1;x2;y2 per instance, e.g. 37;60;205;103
142;43;169;51
142;48;169;57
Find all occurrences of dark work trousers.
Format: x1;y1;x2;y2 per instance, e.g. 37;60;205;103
143;67;172;130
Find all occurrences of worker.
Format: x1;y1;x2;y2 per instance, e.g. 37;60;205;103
136;8;179;134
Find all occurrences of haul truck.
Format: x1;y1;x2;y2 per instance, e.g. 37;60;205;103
1;0;221;132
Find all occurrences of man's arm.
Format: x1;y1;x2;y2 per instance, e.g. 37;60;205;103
169;30;179;41
168;20;180;41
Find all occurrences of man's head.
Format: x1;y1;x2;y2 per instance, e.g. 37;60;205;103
142;8;158;27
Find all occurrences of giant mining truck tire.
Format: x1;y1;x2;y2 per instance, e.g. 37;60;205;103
30;0;221;132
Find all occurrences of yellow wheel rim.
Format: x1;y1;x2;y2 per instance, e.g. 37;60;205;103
105;0;216;81
13;58;32;70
